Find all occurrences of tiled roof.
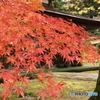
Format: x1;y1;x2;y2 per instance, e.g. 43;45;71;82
43;6;100;30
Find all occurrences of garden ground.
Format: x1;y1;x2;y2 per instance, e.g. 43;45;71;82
0;70;98;100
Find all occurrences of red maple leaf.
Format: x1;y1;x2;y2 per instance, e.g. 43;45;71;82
14;87;25;99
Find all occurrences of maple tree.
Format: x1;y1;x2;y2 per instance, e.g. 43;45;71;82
0;0;99;100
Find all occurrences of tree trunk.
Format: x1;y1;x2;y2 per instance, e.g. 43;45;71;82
89;66;100;100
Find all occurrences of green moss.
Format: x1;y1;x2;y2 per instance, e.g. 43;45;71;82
0;77;97;100
82;70;99;73
54;78;96;97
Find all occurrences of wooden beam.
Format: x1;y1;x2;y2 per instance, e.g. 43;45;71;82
90;39;100;44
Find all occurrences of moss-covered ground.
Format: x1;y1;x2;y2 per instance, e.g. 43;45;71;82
0;70;98;100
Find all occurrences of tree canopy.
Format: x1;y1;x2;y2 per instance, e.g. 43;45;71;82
0;0;99;100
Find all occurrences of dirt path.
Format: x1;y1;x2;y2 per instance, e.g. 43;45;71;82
53;72;98;81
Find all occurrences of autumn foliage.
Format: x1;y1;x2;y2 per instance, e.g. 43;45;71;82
0;0;99;100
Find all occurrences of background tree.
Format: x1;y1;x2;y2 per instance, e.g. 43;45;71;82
52;0;100;18
0;0;99;100
52;0;67;11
